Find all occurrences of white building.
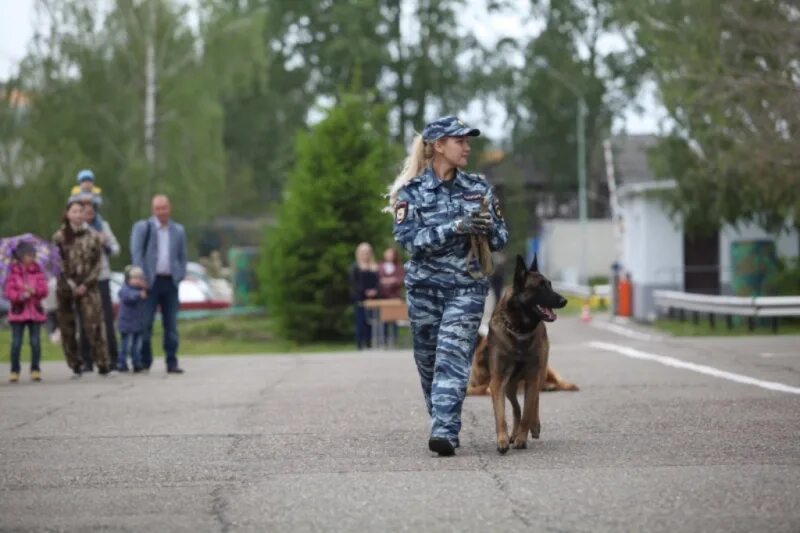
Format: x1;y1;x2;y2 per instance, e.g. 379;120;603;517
537;219;615;283
617;179;799;321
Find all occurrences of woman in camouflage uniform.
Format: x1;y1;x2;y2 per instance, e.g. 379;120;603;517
52;198;110;376
389;116;508;456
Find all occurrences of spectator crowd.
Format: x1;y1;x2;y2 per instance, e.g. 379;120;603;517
3;168;502;378
3;169;187;382
348;242;405;349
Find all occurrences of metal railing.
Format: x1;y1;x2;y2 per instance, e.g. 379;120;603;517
654;290;800;332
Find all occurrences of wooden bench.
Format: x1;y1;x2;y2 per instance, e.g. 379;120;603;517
362;298;408;348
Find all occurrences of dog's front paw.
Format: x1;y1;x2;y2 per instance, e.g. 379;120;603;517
530;422;541;439
496;434;509;454
511;435;527;449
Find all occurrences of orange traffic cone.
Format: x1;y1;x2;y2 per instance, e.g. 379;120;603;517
580;301;592;323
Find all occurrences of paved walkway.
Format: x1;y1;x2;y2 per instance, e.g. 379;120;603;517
1;316;798;531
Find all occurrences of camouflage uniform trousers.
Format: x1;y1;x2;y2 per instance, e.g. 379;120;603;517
407;286;487;445
56;282;110;372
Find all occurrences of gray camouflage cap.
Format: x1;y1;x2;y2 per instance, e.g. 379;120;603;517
421;115;480;143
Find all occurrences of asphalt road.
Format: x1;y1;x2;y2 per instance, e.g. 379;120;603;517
1;316;798;532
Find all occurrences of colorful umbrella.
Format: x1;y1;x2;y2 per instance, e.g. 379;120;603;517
0;233;62;288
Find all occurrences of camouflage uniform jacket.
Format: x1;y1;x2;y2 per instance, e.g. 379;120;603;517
52;224;104;290
393;167;509;290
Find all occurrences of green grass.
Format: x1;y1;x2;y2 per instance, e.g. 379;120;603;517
0;326;63;362
652;317;800;337
559;296;583;315
0;314;357;363
0;295;590;364
558;293;603;316
176;315;356;355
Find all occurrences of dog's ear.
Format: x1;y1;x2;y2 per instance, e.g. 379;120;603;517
514;254;527;290
530;253;539;272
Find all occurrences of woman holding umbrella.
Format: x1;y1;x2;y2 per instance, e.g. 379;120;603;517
52;197;110;376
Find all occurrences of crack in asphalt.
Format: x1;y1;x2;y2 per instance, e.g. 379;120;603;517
465;409;580;533
5;404;70;432
464;410;534;529
210;482;235;533
4;381;135;432
207;357;304;532
91;382;135;399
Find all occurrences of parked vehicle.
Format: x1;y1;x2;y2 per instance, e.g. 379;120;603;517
109;262;232;314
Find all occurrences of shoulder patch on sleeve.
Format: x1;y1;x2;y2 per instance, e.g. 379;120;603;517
394;201;409;224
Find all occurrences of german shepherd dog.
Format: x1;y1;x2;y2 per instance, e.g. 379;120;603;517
476;254;567;454
467;336;579;395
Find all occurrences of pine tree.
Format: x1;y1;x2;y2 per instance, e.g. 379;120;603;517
260;95;398;342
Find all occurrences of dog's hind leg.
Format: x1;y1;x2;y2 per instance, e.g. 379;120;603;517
546;366;579;391
506;377;522;444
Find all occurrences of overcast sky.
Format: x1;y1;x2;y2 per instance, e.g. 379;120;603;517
0;0;667;136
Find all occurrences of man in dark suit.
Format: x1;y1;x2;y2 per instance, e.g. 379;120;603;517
130;194;187;373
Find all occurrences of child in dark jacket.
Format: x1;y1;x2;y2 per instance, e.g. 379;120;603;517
3;242;48;382
117;265;148;372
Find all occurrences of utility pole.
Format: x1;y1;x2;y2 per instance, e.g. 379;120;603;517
604;138;622;316
539;59;589;283
577;96;588;283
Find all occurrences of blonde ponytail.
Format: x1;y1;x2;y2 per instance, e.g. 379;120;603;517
386;133;433;212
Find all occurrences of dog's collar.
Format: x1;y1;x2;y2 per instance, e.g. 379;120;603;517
498;313;537;338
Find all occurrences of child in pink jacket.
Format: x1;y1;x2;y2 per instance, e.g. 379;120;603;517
3;242;48;382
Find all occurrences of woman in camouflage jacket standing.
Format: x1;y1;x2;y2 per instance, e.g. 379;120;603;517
389;116;508;456
52;198;110;376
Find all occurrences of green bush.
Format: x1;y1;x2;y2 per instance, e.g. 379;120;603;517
765;258;800;296
588;275;610;286
259;95;397;342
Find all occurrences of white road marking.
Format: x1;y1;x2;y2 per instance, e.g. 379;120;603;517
591;321;664;342
549;343;593;351
760;352;800;358
589;341;800;395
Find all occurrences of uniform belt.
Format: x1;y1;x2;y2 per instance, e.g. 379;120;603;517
407;285;488;298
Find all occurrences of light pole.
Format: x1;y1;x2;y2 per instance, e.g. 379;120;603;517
536;62;588;283
576;96;588;284
576;97;587;227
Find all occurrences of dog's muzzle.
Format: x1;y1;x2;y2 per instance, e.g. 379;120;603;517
536;305;558;322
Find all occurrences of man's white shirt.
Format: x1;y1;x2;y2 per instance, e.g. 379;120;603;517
155;219;171;275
